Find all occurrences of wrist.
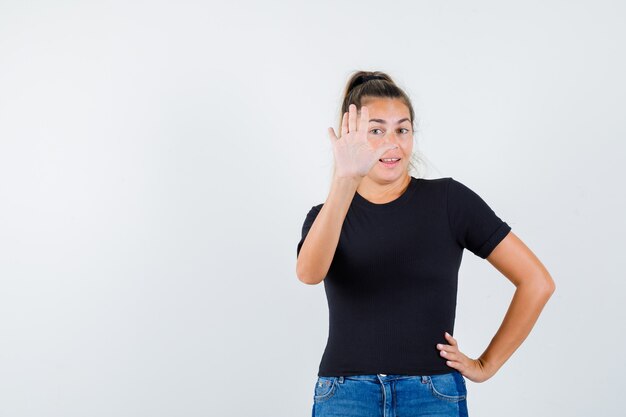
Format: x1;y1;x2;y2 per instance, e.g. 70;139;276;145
332;174;362;189
477;356;499;377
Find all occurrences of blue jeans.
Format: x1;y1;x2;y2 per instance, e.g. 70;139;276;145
312;371;469;417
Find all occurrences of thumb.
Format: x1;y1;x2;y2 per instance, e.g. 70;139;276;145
327;127;338;145
376;144;399;159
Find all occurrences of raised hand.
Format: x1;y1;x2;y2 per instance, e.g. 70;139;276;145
327;103;399;180
436;331;495;383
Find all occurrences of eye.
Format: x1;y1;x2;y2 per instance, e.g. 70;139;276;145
370;128;383;135
399;128;410;134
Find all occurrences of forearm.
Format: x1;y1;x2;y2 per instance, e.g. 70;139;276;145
478;279;555;375
296;176;360;284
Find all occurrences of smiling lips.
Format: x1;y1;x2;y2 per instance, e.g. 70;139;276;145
379;157;401;167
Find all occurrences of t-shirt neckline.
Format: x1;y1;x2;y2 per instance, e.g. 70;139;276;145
352;176;420;211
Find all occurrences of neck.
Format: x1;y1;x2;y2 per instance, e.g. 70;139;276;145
357;174;411;204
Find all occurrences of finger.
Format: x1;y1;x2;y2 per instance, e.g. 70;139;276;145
328;127;338;144
437;343;458;354
348;104;357;133
375;144;399;160
445;332;457;346
341;111;348;138
443;350;469;369
358;105;368;133
440;348;465;362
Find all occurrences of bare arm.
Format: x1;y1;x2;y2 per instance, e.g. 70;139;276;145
437;231;556;382
296;176;360;285
296;104;398;285
478;231;556;376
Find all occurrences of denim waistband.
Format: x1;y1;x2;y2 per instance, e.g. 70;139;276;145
323;371;457;383
344;374;429;383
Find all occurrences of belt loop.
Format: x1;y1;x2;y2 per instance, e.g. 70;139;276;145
421;375;429;384
337;376;344;384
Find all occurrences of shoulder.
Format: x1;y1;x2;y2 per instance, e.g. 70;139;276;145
414;176;452;187
444;177;495;204
412;176;452;196
419;176;490;208
441;176;482;199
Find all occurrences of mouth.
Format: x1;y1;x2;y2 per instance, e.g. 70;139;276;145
378;157;401;168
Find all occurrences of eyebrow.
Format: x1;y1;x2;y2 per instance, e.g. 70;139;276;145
369;118;411;124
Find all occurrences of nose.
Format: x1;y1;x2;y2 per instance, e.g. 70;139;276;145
382;131;401;146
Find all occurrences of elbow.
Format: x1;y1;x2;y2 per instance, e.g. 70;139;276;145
296;262;323;285
543;272;556;295
536;274;556;300
545;280;556;299
297;273;323;286
299;276;321;285
518;273;555;300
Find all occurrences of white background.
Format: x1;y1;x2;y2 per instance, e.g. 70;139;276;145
1;1;624;416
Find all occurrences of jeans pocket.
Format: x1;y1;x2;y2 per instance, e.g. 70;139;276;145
427;371;467;402
313;377;337;403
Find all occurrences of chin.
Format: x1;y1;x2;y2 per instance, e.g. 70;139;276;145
373;168;407;181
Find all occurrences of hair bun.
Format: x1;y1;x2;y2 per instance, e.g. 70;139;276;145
361;74;385;82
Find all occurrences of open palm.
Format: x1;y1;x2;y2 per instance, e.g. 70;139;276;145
328;104;399;179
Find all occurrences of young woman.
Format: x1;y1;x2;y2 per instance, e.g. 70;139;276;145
295;71;555;417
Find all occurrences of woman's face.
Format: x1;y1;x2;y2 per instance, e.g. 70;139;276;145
359;97;414;183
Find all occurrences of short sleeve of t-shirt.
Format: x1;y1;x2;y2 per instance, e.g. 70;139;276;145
296;204;322;257
446;177;511;259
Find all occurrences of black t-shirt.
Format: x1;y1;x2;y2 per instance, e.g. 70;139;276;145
296;176;511;377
